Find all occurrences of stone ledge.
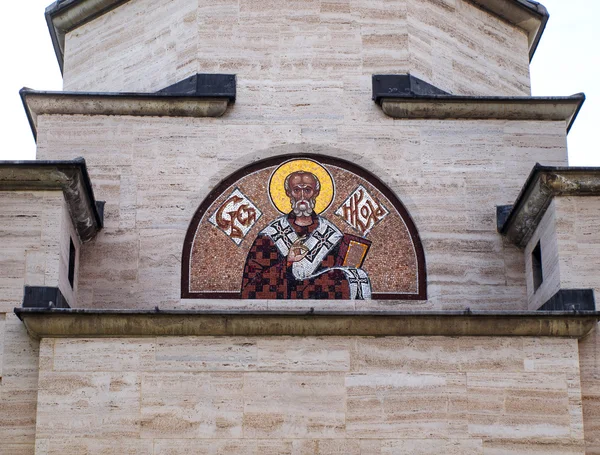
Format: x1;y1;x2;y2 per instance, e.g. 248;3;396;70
499;164;600;248
378;93;585;132
14;308;600;339
45;0;548;72
20;88;231;141
0;158;103;242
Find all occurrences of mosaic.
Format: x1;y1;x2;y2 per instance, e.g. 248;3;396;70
208;188;262;245
182;155;426;300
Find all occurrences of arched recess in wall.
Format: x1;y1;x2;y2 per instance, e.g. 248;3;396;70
181;154;426;301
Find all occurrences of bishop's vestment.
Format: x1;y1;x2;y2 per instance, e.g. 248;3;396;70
241;213;371;299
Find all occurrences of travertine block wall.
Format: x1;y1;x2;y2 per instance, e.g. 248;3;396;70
548;196;600;454
525;200;561;311
57;202;80;307
0;314;40;455
62;0;530;96
0;191;80;309
36;115;568;311
554;196;600;297
33;336;585;455
0;191;82;455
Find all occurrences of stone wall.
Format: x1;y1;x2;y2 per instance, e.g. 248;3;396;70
0;190;82;455
57;202;81;308
0;315;39;455
0;191;66;311
524;200;561;311
62;0;530;96
550;196;600;454
35;115;568;311
554;196;600;297
33;335;584;455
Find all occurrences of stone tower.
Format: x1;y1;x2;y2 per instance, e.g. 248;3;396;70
2;0;600;453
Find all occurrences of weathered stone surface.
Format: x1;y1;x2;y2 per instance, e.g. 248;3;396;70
0;314;40;447
31;336;585;450
16;309;599;339
0;191;66;312
553;197;600;453
61;0;531;97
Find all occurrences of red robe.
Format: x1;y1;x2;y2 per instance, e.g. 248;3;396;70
241;213;350;299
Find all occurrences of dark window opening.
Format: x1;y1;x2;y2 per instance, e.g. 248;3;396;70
532;241;543;292
68;238;76;289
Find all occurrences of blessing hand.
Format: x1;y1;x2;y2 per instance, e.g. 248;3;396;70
287;238;309;263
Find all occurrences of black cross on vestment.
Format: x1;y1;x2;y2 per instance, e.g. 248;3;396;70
271;222;294;248
305;226;337;262
346;268;369;300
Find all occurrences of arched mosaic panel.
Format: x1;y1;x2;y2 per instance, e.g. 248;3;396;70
182;155;426;300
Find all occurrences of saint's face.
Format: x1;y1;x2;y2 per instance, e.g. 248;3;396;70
286;172;319;202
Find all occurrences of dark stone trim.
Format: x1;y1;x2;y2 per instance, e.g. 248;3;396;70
538;289;596;312
499;164;600;248
181;153;427;301
0;158;103;242
157;74;236;102
496;205;513;232
22;286;70;309
95;201;106;224
14;307;600;339
372;75;449;103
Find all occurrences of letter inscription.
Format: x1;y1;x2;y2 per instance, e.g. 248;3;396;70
209;188;262;245
336;185;389;235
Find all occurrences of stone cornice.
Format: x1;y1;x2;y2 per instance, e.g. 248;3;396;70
45;0;548;72
468;0;548;60
500;165;600;248
378;93;585;133
0;158;103;242
46;0;130;73
20;88;230;141
14;308;600;339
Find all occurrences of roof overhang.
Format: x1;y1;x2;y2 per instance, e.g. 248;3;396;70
46;0;130;73
20;88;231;141
500;165;600;248
0;158;103;242
378;93;585;133
469;0;549;61
45;0;548;73
14;308;600;339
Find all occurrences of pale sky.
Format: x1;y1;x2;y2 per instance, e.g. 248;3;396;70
0;0;598;165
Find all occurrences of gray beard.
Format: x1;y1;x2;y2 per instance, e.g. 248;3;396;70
291;198;316;217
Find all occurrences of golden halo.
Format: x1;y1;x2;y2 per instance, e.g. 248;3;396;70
269;159;335;215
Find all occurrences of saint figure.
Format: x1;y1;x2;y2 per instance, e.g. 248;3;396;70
241;169;371;299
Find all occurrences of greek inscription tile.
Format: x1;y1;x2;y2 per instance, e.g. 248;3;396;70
209;188;262;245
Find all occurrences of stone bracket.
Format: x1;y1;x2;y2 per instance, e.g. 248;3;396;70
496;205;513;231
14;308;600;340
499;164;600;248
